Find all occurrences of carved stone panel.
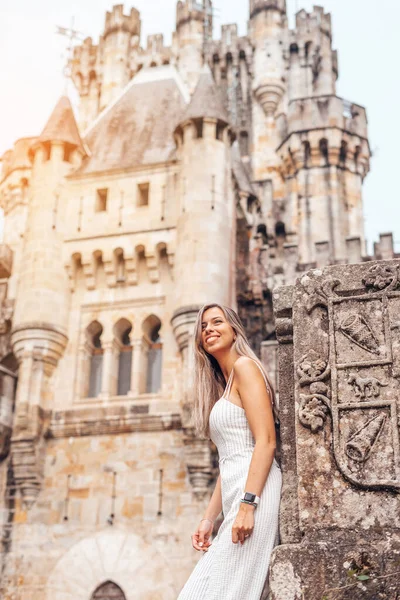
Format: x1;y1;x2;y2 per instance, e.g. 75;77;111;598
292;261;400;532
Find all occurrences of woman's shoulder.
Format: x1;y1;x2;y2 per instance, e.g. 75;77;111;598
233;356;263;379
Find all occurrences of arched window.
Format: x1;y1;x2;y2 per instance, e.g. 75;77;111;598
87;321;103;398
91;580;126;600
114;318;133;396
275;221;286;238
142;315;162;394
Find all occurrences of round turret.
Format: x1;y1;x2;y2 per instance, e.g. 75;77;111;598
250;0;286;19
175;0;213;92
173;70;234;312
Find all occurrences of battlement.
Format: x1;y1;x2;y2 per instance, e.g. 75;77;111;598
176;0;212;28
103;4;141;39
295;6;332;39
278;95;369;146
0;138;35;183
250;233;399;295
250;0;287;19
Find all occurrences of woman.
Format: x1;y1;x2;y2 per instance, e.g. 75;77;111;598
177;303;282;600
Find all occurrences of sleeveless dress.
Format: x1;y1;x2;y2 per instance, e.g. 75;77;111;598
177;360;282;599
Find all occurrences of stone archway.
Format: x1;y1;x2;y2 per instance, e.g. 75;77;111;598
92;580;126;599
45;529;177;600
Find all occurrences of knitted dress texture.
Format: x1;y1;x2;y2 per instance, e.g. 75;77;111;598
177;361;282;599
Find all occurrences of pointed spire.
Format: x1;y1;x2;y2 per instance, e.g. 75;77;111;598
37;96;85;154
178;68;229;126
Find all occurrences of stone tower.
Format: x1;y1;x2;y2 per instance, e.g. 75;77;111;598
171;70;235;497
278;7;370;265
71;5;141;130
174;0;213;92
10;97;86;507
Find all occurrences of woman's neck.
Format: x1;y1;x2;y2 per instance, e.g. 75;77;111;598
215;350;241;382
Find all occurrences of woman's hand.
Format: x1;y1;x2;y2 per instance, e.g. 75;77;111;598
191;518;214;552
232;503;255;545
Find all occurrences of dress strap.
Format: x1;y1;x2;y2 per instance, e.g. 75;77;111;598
223;358;273;400
249;358;273;398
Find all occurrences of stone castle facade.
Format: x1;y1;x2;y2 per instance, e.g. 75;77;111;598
0;1;394;598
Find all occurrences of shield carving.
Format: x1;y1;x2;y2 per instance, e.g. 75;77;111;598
297;269;400;493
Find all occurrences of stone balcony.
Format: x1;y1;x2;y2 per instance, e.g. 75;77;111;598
0;244;13;279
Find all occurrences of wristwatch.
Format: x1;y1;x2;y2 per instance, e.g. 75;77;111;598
240;491;260;507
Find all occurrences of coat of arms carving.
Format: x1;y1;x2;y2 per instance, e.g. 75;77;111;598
296;263;400;492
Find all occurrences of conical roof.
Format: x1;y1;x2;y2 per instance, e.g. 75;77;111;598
38;96;85;153
178;69;230;126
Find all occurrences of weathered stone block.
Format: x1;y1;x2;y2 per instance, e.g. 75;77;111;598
271;259;400;599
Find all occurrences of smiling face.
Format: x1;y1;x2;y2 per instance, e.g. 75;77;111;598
201;306;236;356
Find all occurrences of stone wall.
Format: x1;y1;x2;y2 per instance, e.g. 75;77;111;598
271;259;400;599
0;429;213;600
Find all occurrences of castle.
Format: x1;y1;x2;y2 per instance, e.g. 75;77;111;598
0;1;393;598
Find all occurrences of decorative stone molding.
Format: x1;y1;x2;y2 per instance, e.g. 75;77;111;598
11;322;68;367
10;322;68;508
182;431;216;501
254;80;286;117
48;406;181;438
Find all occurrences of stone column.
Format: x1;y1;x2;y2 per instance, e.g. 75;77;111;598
269;259;400;600
99;340;119;399
129;338;145;396
75;339;92;400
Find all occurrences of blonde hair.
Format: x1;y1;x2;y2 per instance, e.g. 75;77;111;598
192;303;278;439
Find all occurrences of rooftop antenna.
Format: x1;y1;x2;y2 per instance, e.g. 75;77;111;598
56;17;85;92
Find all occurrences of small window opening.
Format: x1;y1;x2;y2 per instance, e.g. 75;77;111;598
96;188;108;212
116;320;132;397
275;221;286;237
319;139;329;165
339;141;348;164
87;321;103;398
137;183;149;207
216;122;225;141
303;141;311;167
257;223;268;245
305;41;312;59
194;119;203;139
354;145;361;169
239;131;249;156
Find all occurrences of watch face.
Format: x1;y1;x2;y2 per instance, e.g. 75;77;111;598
244;492;256;502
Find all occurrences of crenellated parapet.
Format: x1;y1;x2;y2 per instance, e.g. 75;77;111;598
176;0;212;31
288;7;337;99
250;0;287;18
295;6;332;40
103;4;140;39
138;34;173;70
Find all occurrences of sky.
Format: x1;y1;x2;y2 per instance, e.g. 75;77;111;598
0;0;399;252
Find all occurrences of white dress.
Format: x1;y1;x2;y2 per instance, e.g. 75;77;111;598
178;360;282;599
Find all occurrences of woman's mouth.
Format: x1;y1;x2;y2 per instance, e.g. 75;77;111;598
206;335;219;344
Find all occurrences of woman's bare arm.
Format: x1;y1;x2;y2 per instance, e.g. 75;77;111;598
234;357;277;497
202;473;223;522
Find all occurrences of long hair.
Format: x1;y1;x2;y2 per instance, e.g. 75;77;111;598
192;303;279;439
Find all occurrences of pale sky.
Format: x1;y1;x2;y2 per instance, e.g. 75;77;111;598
1;0;399;253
